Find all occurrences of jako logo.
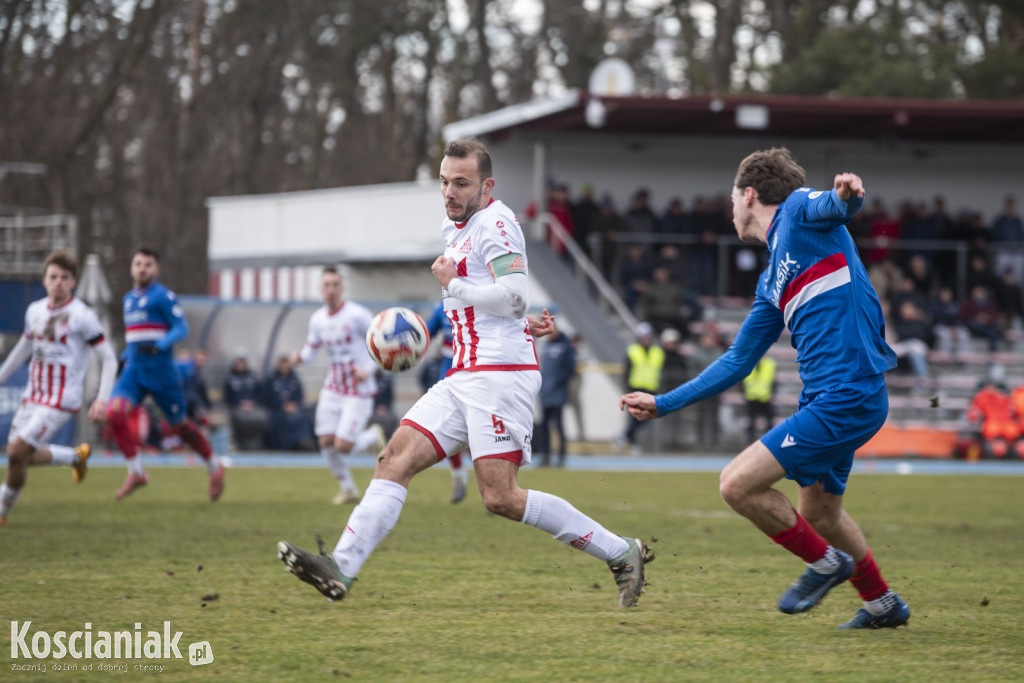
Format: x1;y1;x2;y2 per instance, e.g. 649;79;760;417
10;621;194;660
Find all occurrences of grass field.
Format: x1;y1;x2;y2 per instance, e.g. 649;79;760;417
2;464;1022;682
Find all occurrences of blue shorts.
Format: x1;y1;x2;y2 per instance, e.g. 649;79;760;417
111;361;188;426
761;375;888;496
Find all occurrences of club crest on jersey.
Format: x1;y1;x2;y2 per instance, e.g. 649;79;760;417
506;254;525;273
458;237;473;254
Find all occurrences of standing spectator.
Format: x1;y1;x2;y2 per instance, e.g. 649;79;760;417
223;351;269;450
960;285;1005;352
659;328;689;450
865;199;899;265
567;335;586;443
690;196;719;295
929;196;959;290
991;195;1024;285
536;327;576;467
264;355;311;451
615;323;664;456
689;326;724;449
624;188;658;234
592;194;625;278
743;356;777;445
570;184;600;261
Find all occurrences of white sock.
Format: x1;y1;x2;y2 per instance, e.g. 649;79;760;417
332;479;408;579
50;445;75;466
353;427;381;453
126;456;145;476
807;546;841;574
205;454;222;474
322;446;358;494
865;590;898;615
0;483;22;517
521;489;629;561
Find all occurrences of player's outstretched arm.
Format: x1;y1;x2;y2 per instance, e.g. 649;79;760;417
620;391;659;421
89;338;118;423
0;335;32;385
833;173;865;200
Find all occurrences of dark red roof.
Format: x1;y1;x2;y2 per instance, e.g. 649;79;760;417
514;93;1024;143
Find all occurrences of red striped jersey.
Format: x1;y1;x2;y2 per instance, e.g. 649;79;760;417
299;301;377;398
20;297;106;411
749;187;896;394
440;199;539;374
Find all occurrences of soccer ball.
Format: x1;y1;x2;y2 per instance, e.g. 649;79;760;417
366;307;430;372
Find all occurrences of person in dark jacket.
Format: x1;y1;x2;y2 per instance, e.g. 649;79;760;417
264;355;311;450
223;350;269;450
536;327;576;467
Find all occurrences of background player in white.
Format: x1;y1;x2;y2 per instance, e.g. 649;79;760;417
0;251;117;524
279;138;653;608
291;267;385;505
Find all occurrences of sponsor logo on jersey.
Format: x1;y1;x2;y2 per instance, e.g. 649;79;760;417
506;254;525;273
781;433;797;448
458;237;473;253
770;252;799;307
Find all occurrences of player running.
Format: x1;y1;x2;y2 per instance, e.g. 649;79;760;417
279;138;652;608
0;251;118;524
621;148;909;629
291;267;385;505
107;247;224;501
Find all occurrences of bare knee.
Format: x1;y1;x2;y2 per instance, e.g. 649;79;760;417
719;469;747;510
6;440;32;467
480;488;520;520
333;437;354;454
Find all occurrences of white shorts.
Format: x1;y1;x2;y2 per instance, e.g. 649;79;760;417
314;391;374;442
402;370;540;465
8;403;74;450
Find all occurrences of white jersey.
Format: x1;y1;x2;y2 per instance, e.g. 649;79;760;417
299;301;378;399
17;297;107;412
441;198;539;373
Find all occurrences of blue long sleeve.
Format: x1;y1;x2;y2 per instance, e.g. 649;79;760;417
655;300;784;416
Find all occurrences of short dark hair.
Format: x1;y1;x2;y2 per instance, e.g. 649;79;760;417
43;250;78;278
734;147;806;206
134;246;160;262
322;266;339;276
444;138;492;182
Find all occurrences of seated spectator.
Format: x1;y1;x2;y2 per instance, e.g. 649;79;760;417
968;380;1019;458
889;299;932;393
639;265;686;334
960;285;1004;352
175;347;211;425
931;286;971;357
264;355;311;451
994;267;1024;330
223;350;269;450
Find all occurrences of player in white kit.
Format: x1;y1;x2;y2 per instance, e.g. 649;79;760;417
279;138;653;608
0;251;117;524
291;267;385;504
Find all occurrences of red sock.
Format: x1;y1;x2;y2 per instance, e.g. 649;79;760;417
175;420;213;460
849;549;889;601
107;400;138;460
769;513;829;564
450;452;463;469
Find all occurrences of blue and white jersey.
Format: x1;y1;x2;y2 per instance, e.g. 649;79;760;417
122;282;188;362
657;187;895;415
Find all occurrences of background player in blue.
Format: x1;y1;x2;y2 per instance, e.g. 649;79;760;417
620;148;910;629
107;247;225;501
423;299;470;502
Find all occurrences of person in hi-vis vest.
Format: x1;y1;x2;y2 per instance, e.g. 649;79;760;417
743;356;777;445
615;323;664;456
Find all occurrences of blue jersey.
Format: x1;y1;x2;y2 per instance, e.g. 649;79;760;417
425;300;455;380
121;282;189;363
657;187;895;415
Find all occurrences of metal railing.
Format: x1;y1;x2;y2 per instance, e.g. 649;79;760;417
0;213;79;276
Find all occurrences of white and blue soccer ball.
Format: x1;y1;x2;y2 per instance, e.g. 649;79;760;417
366;307;430;372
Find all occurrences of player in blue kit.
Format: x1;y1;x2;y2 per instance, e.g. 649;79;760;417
621;148;910;629
107;248;225;501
